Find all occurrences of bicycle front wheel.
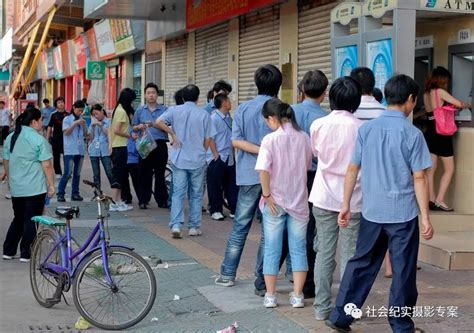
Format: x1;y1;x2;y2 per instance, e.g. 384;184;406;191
72;247;156;330
30;229;63;308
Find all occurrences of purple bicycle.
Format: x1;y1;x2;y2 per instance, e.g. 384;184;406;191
29;180;156;330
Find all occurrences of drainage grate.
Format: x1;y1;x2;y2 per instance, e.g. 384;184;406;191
19;325;81;333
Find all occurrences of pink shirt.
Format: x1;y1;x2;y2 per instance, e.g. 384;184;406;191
309;110;363;212
255;123;312;221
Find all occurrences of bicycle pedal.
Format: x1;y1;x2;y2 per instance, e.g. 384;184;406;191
45;296;61;305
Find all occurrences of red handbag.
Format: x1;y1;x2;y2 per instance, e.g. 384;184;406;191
433;89;458;136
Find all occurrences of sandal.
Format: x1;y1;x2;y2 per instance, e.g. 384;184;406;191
435;201;454;212
429;201;441;211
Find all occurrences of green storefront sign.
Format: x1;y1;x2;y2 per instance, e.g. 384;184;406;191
86;61;106;80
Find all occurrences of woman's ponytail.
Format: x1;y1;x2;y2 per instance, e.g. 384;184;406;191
283;105;301;132
9;107;42;153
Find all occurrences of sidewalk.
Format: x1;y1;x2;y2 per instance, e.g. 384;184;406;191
0;157;473;332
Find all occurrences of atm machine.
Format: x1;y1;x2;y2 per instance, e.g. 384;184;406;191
449;43;474;125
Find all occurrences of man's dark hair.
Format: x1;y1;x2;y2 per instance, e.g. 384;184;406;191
81;98;88;104
174;89;184;105
43;98;50;104
350;67;376;95
301;70;328;99
0;101;5;106
54;96;65;108
91;104;103;112
372;88;383;103
212;80;232;94
254;64;282;97
329;76;362;113
73;100;86;109
214;93;229;110
384;74;419;106
182;84;200;102
144;82;159;94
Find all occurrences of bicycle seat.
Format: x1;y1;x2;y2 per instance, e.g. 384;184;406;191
55;206;80;220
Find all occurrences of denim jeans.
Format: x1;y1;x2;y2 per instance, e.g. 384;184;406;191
90;156;117;189
220;184;262;280
312;206;360;317
169;165;205;230
58;155;84;197
262;204;308;275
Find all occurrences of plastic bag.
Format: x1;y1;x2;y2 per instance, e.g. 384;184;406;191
135;128;157;159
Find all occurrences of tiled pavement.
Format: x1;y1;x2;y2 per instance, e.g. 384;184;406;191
1;154;473;332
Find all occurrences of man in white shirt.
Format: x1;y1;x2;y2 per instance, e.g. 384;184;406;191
0;101;11;146
350;67;385;121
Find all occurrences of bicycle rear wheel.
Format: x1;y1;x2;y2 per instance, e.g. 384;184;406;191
72;247;156;330
30;229;63;308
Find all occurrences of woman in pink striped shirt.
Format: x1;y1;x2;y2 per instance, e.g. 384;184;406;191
255;98;312;309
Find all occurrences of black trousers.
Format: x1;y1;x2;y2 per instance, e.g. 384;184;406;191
3;193;46;259
1;126;9;145
51;141;63;175
207;158;238;214
121;163;140;203
138;140;168;206
329;216;419;332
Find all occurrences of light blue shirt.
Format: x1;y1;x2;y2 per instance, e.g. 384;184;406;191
127;137;139;164
41;106;55;127
87;118;110;157
232;95;273;185
159;102;211;170
132;103;168;141
291;99;327;171
207;110;233;164
62;114;85;156
204;101;216;114
351;110;432;223
3;126;52;197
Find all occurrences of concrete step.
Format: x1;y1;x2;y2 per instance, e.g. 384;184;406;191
419;231;474;270
429;212;474;232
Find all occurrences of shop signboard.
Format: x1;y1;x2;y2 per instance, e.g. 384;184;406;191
86;28;100;61
94;19;116;60
40;52;48;80
110;19;135;55
331;2;363;25
74;34;87;70
421;0;474;13
366;38;393;100
19;99;38;112
335;45;358;78
86;61;106;80
186;0;278;29
60;42;72;77
53;47;64;80
68;40;77;73
415;35;434;49
46;50;55;79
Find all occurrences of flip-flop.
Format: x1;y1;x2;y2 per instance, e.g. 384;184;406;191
435;202;454;212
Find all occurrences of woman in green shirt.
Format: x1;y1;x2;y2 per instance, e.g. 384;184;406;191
2;107;55;261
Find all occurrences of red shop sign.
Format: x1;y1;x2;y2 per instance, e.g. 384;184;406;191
74;35;87;70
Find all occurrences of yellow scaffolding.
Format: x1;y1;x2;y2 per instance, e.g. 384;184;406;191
21;6;58;98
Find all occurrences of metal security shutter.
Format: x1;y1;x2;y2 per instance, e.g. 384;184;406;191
298;1;339;98
165;36;188;106
195;22;229;106
238;6;280;104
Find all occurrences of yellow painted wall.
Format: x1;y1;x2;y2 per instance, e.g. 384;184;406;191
417;16;474;214
279;0;298;104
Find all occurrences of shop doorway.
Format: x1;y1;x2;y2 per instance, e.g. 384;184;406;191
449;43;473;126
414;48;433;113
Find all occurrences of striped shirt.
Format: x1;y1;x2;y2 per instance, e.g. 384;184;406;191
353;95;385;121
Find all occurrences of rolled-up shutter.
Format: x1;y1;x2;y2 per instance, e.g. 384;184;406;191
238;6;280;104
298;1;339;108
165;36;188;106
195;22;229;106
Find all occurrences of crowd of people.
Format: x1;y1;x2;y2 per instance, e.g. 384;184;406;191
1;62;471;332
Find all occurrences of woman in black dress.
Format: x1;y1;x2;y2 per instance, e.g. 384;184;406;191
423;67;470;211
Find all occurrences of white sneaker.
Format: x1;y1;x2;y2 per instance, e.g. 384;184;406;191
188;228;202;236
19;258;30;263
2;255;13;260
289;292;304;308
110;203;127;212
229;213;235;218
264;293;278;308
119;202;133;211
211;212;225;221
171;226;182;239
5;192;11;199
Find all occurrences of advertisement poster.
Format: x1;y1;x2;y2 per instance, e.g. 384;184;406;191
335;45;358;78
19;100;38;113
110;19;135;55
94;19;116;60
366;38;393;95
86;28;100;61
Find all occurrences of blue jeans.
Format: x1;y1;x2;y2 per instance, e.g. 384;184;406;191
58;155;84;197
220;184;263;280
90;156;117;189
262;204;308;275
169;165;205;230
